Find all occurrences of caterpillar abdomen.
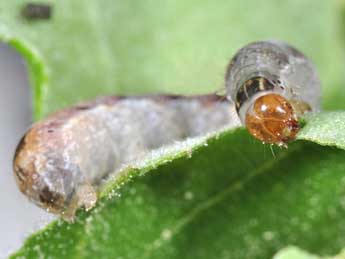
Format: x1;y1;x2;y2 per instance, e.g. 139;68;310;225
13;95;239;220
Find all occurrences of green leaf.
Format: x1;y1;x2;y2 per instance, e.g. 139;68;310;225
8;122;345;259
274;246;322;259
273;246;345;259
298;112;345;149
3;1;345;258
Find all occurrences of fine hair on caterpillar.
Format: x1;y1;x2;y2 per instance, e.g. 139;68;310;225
13;40;321;220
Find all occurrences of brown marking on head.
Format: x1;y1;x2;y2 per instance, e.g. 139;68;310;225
13;130;38;194
38;186;65;212
245;94;299;145
13;126;67;214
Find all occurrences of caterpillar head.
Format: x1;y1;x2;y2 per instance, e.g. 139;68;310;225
245;93;299;145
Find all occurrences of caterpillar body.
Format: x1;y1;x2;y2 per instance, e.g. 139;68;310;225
13;40;321;220
13;95;239;219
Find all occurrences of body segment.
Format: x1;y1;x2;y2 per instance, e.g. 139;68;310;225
13;95;239;219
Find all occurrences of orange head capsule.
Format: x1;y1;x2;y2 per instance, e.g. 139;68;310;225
245;93;299;145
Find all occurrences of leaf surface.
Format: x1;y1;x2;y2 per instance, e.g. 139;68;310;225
273;246;345;259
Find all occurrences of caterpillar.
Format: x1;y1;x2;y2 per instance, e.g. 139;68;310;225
13;40;321;220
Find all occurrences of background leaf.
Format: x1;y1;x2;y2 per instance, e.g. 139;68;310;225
0;0;345;118
273;246;345;259
2;0;345;258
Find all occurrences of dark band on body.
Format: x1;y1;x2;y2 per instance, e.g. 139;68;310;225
235;77;275;111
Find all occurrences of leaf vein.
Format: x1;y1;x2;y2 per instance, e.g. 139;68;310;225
143;144;301;257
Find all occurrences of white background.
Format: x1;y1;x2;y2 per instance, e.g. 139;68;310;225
0;43;54;258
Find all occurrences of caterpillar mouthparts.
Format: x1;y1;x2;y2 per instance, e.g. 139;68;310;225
13;40;320;220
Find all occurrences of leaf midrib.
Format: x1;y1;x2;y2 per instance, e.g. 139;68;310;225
141;144;302;258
